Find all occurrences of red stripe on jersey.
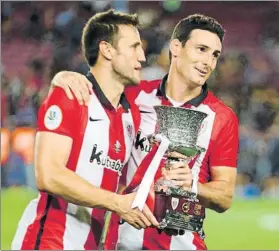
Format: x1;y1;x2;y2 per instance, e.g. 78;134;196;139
34;196;67;250
193;232;207;250
103;108;127;192
142;227;171;250
34;195;53;250
160;96;171;106
119;163;128;186
21;193;47;250
103;212;120;250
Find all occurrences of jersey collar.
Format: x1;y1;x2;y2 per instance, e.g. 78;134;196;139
156;74;208;107
86;72;130;112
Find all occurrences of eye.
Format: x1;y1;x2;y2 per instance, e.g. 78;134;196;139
213;52;220;59
197;46;206;52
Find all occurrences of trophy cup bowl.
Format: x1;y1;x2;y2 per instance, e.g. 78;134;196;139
152;105;207;233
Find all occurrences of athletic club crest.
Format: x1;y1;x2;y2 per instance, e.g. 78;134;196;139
171;197;179;210
126;123;133;140
114;140;121;153
198;120;208;135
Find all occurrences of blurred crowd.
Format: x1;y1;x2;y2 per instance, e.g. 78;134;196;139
1;1;279;199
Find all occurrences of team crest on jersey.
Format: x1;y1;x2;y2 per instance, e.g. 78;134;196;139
44;105;62;130
114;140;121;153
171;197;179;210
198;120;208;135
125;122;134;140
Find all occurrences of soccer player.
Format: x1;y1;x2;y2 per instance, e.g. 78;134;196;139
49;13;239;250
11;10;159;250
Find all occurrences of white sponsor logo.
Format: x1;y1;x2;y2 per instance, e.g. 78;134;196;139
171;197;179;210
100;156;124;176
44;105;62;130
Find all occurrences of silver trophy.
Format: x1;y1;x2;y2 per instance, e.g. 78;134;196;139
151;105;208;233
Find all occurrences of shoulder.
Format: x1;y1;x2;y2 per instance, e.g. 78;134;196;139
37;87;87;135
38;87;83;126
125;79;161;102
205;92;238;123
40;87;80;112
138;79;162;93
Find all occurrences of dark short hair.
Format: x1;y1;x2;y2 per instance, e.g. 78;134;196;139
171;13;225;45
82;9;139;67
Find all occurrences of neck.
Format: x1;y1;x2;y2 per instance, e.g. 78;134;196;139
166;67;202;103
90;65;124;109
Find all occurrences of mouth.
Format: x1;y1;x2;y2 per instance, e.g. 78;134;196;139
195;67;207;76
134;66;142;71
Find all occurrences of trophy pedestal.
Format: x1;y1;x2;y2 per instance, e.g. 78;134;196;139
154;192;205;233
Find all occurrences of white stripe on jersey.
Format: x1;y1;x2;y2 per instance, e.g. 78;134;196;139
63;214;90;249
75;92;110;185
121;112;136;165
11;198;39;250
117;223;145;250
170;231;195;250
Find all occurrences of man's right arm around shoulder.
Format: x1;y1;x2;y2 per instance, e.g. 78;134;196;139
35;88;158;230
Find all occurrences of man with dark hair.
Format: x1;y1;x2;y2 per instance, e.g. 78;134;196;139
11;9;158;250
50;13;239;250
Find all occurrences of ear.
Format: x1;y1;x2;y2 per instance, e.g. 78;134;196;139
99;41;114;61
169;39;181;59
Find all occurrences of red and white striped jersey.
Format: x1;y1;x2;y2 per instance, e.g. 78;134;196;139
111;74;239;250
12;73;141;250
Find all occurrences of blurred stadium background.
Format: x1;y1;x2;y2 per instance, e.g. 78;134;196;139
1;1;279;250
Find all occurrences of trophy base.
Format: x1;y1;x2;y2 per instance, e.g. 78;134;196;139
158;210;204;232
154;192;205;233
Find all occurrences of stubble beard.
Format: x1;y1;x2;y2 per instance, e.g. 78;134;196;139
112;64;139;87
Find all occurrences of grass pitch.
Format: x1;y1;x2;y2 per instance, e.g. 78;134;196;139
1;187;279;250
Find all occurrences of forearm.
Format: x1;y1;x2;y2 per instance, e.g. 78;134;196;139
197;181;234;213
37;166;120;212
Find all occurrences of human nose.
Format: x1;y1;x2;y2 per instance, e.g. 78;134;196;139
138;47;146;63
202;52;214;67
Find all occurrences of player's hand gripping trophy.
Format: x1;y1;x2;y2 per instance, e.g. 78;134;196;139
132;105;207;235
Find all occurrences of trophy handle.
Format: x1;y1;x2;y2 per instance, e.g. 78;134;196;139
191;176;198;197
